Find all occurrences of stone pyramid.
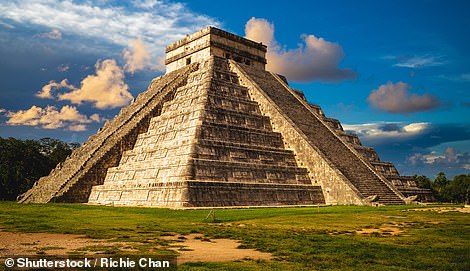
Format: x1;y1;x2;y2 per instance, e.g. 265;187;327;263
19;27;432;207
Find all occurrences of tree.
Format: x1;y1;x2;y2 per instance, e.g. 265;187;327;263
432;172;451;202
0;137;79;201
414;175;432;189
38;138;74;167
448;175;470;204
428;173;470;203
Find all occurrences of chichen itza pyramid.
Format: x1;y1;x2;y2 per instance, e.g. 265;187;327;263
18;27;432;207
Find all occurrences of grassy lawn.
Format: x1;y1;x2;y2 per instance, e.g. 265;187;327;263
0;202;469;270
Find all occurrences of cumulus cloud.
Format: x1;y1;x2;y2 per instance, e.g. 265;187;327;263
244;17;356;82
344;121;470;177
0;0;218;71
5;105;101;131
123;39;151;74
343;122;432;144
36;28;62;40
132;0;162;9
408;147;470;170
38;59;133;109
245;18;274;47
367;81;439;113
36;79;75;99
347;122;470;150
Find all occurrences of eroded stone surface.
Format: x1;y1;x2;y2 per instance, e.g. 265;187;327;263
20;27;431;207
89;56;325;207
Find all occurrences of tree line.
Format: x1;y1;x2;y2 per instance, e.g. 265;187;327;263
415;172;469;204
0;137;469;203
0;137;79;201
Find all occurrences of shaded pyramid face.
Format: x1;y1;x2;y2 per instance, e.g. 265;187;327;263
19;27;432;207
88;57;325;207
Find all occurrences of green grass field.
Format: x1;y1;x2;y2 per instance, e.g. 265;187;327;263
0;202;469;270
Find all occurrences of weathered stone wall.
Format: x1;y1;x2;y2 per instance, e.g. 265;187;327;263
165;34;211;73
89;56;325;208
194;58;312;185
307;101;433;202
89;60;211;205
294;97;433;201
231;63;366;205
185;181;324;207
231;60;406;205
166;27;266;73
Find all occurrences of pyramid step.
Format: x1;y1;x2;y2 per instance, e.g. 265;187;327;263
86;55;321;207
233;62;405;205
200;122;285;148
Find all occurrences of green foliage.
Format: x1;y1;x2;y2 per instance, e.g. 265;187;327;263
414;175;432;189
414;173;470;203
0;137;79;201
432;172;450;201
445;174;470;203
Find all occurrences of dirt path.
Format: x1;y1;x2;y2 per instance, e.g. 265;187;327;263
356;226;404;236
1;231;273;264
162;234;273;264
0;231;122;256
411;206;470;213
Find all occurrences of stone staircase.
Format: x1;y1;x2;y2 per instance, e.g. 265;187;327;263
193;58;313;185
290;88;432;202
232;61;405;205
88;57;325;207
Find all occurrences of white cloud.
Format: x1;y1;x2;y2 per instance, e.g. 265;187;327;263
57;59;133;109
5;105;101;130
245;17;274;47
38;59;133;109
0;0;219;71
89;113;103;123
36;79;75;99
68;124;87;132
343;122;432;144
132;0;163;9
408;147;470;170
0;20;15;29
36;28;62;40
245;17;356;82
385;55;444;68
57;64;69;72
367;81;439;113
403;123;431;134
123;39;151;74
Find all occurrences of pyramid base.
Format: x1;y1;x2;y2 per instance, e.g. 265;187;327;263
88;181;325;208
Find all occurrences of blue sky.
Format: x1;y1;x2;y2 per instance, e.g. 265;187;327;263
0;0;469;178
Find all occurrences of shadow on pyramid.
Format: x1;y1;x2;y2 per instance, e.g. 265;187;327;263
18;27;432;208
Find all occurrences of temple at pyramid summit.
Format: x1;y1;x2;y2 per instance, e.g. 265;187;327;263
18;27;432;207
